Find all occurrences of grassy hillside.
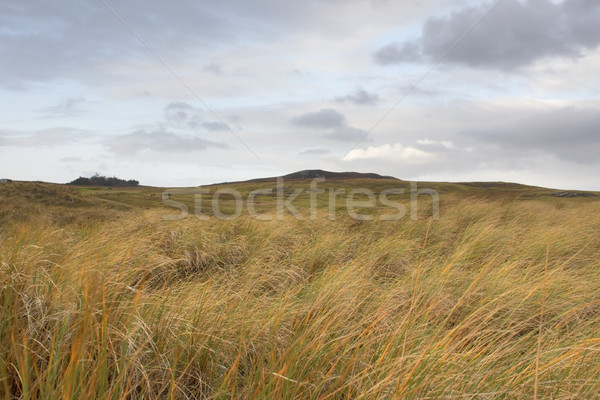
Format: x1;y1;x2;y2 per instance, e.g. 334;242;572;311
1;179;599;398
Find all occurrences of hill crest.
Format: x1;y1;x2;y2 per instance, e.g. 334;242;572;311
283;169;397;181
212;169;398;185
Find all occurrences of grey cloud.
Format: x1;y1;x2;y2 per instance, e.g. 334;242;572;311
374;42;421;65
0;127;89;147
291;108;370;142
164;103;199;131
374;0;600;70
1;0;414;89
291;108;346;128
106;127;229;155
164;102;230;132
397;85;436;97
323;126;368;142
203;63;223;74
463;107;600;163
202;121;229;132
228;114;241;123
0;1;237;88
164;102;194;122
165;112;190;125
335;89;380;105
38;96;89;117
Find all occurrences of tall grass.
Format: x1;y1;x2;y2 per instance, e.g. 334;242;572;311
1;193;599;398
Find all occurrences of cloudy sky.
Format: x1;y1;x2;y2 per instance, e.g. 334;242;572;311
1;0;599;189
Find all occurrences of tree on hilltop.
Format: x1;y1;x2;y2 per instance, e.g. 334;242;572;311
69;173;139;187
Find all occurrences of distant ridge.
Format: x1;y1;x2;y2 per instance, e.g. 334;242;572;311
210;169;399;186
283;169;397;181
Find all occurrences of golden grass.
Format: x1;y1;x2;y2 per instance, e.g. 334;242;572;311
1;185;600;399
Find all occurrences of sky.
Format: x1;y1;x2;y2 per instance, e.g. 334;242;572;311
1;0;599;189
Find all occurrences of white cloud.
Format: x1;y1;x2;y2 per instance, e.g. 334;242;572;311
344;143;434;163
416;139;456;149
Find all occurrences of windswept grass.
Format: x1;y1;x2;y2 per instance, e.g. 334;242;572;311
1;183;599;398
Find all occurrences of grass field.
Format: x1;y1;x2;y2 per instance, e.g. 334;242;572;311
1;179;599;399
